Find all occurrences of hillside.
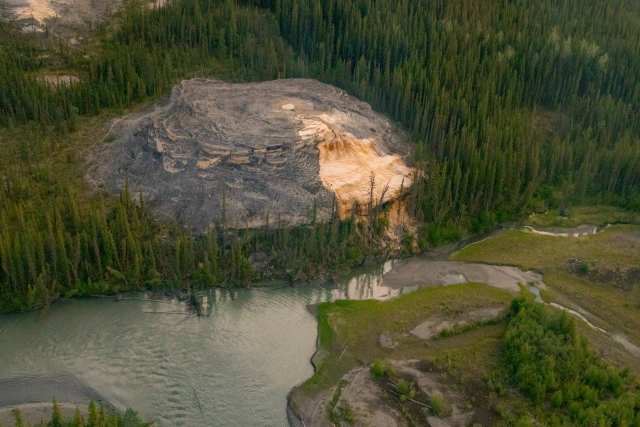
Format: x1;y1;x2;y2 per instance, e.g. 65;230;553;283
1;2;640;424
0;0;639;307
89;78;413;230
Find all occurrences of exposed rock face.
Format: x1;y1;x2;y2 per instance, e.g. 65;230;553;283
1;0;162;36
1;0;120;34
89;78;413;231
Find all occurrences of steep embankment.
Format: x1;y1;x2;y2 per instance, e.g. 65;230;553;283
307;114;413;217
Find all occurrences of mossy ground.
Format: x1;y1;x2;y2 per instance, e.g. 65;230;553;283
527;205;640;228
298;284;514;415
452;224;640;271
452;216;640;372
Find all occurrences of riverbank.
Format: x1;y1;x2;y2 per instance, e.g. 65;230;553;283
0;374;111;426
288;217;640;425
0;402;148;427
288;283;515;426
1;201;634;315
1;207;638;425
0;374;107;409
0;284;328;426
0;246;546;426
0;402;83;426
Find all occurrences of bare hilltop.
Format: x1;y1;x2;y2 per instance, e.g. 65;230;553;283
89;78;414;231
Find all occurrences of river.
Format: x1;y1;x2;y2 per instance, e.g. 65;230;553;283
0;287;331;426
0;262;415;426
0;255;598;426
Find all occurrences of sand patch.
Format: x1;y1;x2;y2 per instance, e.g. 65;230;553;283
11;0;55;21
382;260;544;293
332;367;409;427
410;307;504;340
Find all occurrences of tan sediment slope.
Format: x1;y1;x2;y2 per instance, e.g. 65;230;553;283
314;120;413;217
9;0;54;21
90;78;414;231
2;0;165;23
2;0;115;24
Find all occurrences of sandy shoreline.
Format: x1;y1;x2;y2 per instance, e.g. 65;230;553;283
0;374;110;425
0;402;89;426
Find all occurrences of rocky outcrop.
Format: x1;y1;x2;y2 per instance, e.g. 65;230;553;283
89;78;413;231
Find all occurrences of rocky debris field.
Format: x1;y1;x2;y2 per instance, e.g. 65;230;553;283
89;78;413;231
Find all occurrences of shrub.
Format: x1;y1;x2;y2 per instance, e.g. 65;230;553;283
577;261;590;274
430;392;452;417
396;379;416;402
501;298;640;425
370;359;392;380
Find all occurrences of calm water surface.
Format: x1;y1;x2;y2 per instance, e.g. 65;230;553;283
0;256;542;426
0;263;399;426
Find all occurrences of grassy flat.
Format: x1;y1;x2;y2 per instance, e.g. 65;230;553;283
527;205;640;227
451;220;640;373
452;225;640;271
302;283;513;394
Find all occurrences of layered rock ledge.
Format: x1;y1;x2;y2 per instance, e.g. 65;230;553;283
89;78;413;231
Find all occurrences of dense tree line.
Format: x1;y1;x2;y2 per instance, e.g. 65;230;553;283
3;0;637;220
0;0;296;128
0;168;384;311
257;0;640;231
1;0;640;310
500;299;640;425
0;0;394;312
